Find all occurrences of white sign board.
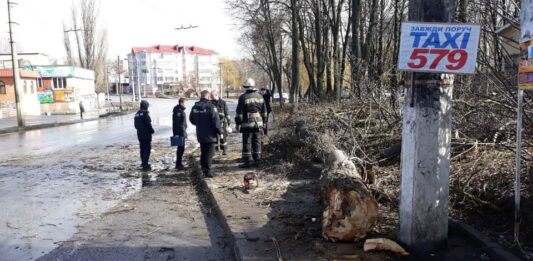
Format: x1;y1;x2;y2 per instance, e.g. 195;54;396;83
398;22;481;74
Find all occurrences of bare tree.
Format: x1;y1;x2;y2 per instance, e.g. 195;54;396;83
64;0;108;93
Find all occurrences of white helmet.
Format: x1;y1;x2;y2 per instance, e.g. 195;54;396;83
243;78;255;88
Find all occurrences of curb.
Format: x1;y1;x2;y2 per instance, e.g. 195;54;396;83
449;219;524;261
187;153;241;261
0;111;132;135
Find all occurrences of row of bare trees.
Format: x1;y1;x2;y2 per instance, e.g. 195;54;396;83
227;0;531;144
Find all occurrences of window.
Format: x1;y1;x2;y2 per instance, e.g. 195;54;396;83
37;78;43;87
31;81;35;94
0;81;5;95
23;81;27;94
52;78;67;89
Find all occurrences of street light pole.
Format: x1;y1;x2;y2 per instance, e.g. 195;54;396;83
219;62;222;98
7;0;24;127
117;55;122;111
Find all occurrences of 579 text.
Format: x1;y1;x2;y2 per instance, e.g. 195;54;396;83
407;48;468;70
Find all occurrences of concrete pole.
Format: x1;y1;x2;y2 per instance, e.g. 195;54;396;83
129;57;135;102
398;0;455;254
7;0;24;127
118;55;122;111
135;53;141;100
219;62;222;98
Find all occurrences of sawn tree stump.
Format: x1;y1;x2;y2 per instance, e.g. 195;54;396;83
295;122;379;242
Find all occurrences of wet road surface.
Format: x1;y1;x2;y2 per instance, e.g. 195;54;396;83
0;98;237;260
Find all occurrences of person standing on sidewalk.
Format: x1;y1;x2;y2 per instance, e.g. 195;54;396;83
190;90;222;178
235;78;268;168
172;98;188;170
211;92;230;155
79;101;85;120
134;100;155;171
259;88;272;135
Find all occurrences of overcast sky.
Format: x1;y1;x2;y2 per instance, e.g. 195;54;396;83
0;0;242;61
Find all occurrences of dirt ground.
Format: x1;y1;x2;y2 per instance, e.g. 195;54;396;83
200;130;495;260
265;103;532;260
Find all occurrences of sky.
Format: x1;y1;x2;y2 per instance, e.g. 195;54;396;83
0;0;242;62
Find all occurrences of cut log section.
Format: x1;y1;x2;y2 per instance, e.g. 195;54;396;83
295;121;379;242
321;149;379;242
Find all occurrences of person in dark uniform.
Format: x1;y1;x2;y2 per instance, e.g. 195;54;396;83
235;78;268;168
134;100;155;171
211;92;231;155
190;90;222;178
79;101;85;120
260;88;272;135
172;97;188;170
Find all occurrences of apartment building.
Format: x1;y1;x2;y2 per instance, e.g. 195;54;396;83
127;44;219;96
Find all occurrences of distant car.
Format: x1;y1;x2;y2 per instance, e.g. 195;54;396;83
272;93;289;103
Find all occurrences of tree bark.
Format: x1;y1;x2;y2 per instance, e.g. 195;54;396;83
295;122;379;242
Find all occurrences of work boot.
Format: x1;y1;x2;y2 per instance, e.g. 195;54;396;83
175;164;185;171
203;169;215;178
239;162;253;169
141;164;152;171
222;147;227;156
253;161;260;168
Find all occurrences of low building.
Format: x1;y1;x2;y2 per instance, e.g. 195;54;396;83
29;65;97;114
0;69;41;118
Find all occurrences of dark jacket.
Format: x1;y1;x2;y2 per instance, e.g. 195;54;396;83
134;100;155;141
235;90;268;132
79;102;85;113
172;104;187;138
189;98;221;143
262;90;272;113
211;99;231;125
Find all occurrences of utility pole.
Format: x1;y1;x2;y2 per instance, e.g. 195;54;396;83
117;55;123;111
398;0;455;255
105;66;110;99
7;0;24;127
219;62;222;98
196;55;199;94
128;57;136;102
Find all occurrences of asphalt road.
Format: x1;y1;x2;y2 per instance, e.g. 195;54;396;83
0;98;237;261
0;98;237;160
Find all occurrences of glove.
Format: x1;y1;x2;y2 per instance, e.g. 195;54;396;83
220;134;224;139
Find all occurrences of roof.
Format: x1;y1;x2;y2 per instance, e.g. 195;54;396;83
132;45;182;54
131;44;217;55
186;46;217;55
0;69;40;78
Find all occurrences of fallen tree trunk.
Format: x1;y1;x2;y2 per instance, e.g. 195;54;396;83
295;121;379;242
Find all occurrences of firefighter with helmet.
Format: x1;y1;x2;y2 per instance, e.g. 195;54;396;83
235;78;268;168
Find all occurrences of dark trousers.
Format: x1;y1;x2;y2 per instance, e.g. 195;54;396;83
176;145;185;167
200;142;215;174
264;112;270;135
139;140;151;168
242;131;262;162
80;112;84;119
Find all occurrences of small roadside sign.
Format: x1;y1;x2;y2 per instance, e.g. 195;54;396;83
398;22;481;74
